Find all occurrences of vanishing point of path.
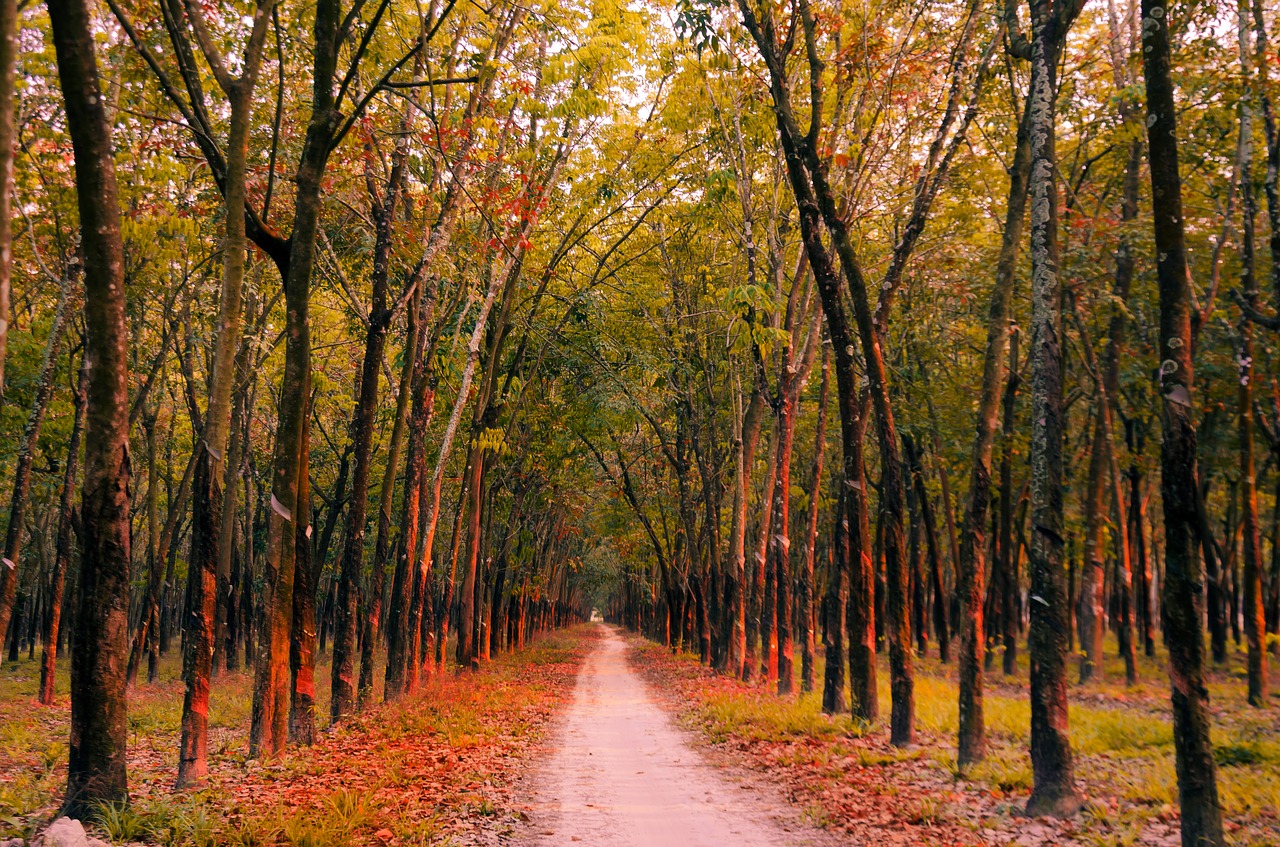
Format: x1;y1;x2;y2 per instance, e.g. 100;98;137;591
518;625;822;847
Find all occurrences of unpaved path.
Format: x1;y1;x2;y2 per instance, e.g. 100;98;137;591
517;625;822;847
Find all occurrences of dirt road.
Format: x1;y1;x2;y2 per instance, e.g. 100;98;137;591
518;625;819;847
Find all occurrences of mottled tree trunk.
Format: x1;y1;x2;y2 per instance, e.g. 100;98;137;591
1024;0;1081;816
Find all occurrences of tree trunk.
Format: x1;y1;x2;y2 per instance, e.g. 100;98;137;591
0;0;15;401
1080;405;1108;684
724;385;764;678
1024;0;1081;816
822;484;847;714
1237;3;1268;707
0;274;74;643
905;433;948;662
48;0;132;811
39;357;89;706
999;330;1021;678
800;350;829;693
250;0;341;756
288;394;316;745
956;89;1033;766
1141;0;1225;839
332;116;415;720
359;282;422;705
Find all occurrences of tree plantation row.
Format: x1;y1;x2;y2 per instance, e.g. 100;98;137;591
0;0;1275;844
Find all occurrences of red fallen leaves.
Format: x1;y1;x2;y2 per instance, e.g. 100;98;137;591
203;633;597;846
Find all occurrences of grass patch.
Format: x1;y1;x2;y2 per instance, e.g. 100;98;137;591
697;689;862;744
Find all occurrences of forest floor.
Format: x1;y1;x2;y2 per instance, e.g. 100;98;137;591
3;626;1278;846
630;633;1280;847
0;627;594;846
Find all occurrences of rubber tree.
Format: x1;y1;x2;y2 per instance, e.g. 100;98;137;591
173;0;277;788
48;0;133;813
1023;0;1086;817
1140;0;1225;840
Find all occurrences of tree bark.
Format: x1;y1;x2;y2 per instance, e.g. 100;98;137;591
0;273;74;643
1237;1;1268;708
0;0;15;402
39;356;89;706
1141;0;1225;839
48;0;132;811
250;0;340;757
956;89;1033;766
1024;0;1082;816
288;393;316;745
800;349;829;692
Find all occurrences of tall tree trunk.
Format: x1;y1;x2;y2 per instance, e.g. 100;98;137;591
800;350;829;693
48;0;132;811
724;385;764;678
288;394;316;745
956;91;1033;767
822;485;847;714
39;356;89;706
359;283;421;705
905;433;948;662
332;177;404;720
998;330;1020;677
250;0;340;756
180;0;275;782
1024;0;1081;816
1238;2;1268;708
745;426;777;680
1141;0;1225;839
1080;405;1108;684
0;0;15;401
0;274;74;642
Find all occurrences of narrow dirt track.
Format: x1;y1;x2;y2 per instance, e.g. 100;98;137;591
517;625;821;847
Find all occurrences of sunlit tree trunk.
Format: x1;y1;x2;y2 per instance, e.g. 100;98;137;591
250;0;340;757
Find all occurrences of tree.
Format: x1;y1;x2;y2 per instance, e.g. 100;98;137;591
1141;0;1225;840
47;0;133;814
